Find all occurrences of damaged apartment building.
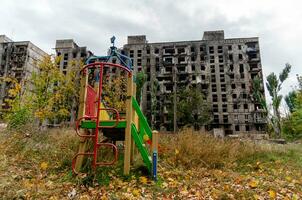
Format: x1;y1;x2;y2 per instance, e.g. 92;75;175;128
55;39;92;75
0;35;48;114
54;39;92;122
123;30;266;135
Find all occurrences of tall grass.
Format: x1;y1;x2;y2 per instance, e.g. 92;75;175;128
160;129;270;169
1;127;78;173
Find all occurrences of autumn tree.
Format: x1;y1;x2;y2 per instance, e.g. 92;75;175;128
30;56;81;124
2;77;31;129
102;71;148;114
102;73;128;113
6;55;81;128
0;77;22;109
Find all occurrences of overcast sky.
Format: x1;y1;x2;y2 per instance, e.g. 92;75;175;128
1;0;302;102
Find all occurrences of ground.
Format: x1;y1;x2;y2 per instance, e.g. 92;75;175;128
0;128;301;199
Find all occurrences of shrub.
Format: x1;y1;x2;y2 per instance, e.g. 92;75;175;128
282;114;302;141
6;107;33;130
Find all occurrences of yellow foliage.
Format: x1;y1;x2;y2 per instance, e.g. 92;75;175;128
285;176;292;182
102;74;127;112
2;77;22;108
139;176;148;184
132;189;140;197
268;190;276;199
23;179;33;189
248;180;259;188
13;55;82;122
40;162;48;170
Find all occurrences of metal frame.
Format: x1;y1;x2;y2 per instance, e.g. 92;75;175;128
72;62;132;173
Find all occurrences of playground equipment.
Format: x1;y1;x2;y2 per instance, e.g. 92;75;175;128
72;37;159;180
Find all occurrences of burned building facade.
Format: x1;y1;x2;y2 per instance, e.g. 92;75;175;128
0;35;48;113
123;31;266;134
55;39;92;75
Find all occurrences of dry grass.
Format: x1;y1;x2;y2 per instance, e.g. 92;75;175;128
1;127;78;168
0;127;301;199
0;128;79;199
160;128;272;169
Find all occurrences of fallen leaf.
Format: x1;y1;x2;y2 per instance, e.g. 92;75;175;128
139;176;148;184
248;180;259;188
268;190;276;199
40;162;48;171
132;189;140;197
253;194;260;199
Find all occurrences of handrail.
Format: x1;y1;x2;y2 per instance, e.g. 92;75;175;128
81;62;132;74
72;152;94;175
85;55;111;64
132;97;152;140
75;116;97;138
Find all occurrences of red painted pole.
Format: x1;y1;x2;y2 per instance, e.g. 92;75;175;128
93;64;104;168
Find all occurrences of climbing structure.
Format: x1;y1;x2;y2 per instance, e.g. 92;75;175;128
72;37;158;180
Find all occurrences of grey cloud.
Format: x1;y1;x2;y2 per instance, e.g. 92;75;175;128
0;0;301;97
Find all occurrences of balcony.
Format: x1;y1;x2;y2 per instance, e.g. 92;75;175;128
162;57;174;65
249;66;261;72
176;47;187;55
248;57;260;62
253;117;266;124
176;66;188;74
177;56;187;64
163;48;175;56
252;110;267;124
247;52;260;62
246;47;259;53
178;76;188;83
162;61;174;66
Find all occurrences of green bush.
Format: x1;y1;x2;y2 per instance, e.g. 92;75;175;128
7;107;33;130
282;92;302;141
282;113;302;141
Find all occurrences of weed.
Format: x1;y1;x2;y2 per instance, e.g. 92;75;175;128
160;129;259;169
